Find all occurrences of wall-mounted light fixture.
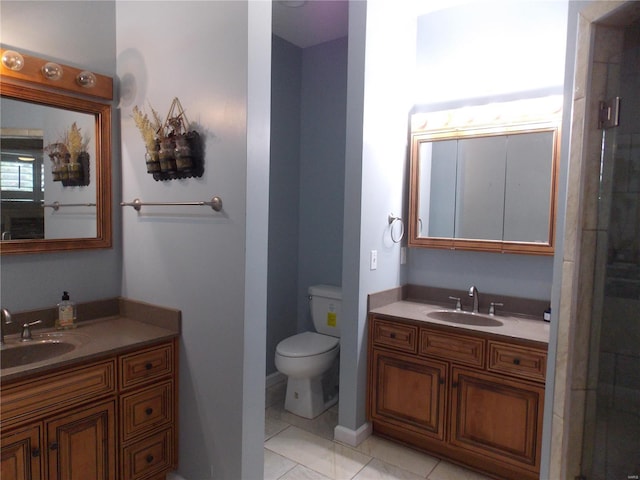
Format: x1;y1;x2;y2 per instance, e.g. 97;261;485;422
41;61;63;81
76;70;97;88
1;50;24;71
0;48;113;101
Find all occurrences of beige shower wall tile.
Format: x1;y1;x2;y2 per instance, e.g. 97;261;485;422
565;388;587;479
593;25;624;63
574;14;592;100
554;259;576;417
564;98;587;263
549;413;565;480
572;230;597;390
581;2;626;26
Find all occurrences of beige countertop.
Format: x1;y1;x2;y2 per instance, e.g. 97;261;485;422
370;300;550;345
1;315;179;383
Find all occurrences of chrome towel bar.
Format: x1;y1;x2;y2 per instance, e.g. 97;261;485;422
120;196;223;212
44;202;97;211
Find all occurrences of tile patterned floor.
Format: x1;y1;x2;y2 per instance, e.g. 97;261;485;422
264;381;494;480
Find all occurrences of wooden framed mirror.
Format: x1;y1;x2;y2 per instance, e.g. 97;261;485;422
1;49;112;254
408;98;561;255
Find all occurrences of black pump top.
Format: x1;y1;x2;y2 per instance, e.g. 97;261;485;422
62;291;70;301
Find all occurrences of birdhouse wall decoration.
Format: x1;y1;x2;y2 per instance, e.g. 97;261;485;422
133;97;203;181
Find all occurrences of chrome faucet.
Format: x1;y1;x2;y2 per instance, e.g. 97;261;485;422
1;308;12;345
468;286;479;313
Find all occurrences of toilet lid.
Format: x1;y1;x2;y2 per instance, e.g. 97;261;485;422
276;332;339;358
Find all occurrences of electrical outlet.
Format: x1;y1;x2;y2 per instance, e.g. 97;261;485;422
370;250;378;270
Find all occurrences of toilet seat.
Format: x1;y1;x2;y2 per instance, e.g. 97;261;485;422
276;331;339;358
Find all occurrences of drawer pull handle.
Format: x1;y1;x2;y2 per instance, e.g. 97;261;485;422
32;447;40;457
146;454;154;464
49;442;58;451
145;407;154;415
145;362;153;370
390;333;396;339
513;358;521;365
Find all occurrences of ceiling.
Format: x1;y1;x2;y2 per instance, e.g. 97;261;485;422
272;0;349;48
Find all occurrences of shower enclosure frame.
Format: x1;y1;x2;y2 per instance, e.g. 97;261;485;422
548;1;640;479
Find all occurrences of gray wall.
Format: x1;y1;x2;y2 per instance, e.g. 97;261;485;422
267;36;302;376
267;36;347;376
340;0;415;433
116;1;270;478
0;1;121;312
297;37;347;332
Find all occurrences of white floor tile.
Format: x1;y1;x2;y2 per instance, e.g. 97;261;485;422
266;426;372;480
355;435;439;477
266;403;339;441
279;464;333;480
265;412;290;441
264;448;297;480
352;458;427;480
427;461;493;480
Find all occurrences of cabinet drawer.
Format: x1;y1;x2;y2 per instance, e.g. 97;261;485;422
119;343;174;390
420;329;485;368
1;360;116;427
372;318;418;353
121;381;173;442
488;342;547;383
121;427;174;480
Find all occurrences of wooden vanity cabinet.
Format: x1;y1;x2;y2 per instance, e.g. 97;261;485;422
118;342;177;480
0;338;178;480
367;314;546;480
1;424;42;480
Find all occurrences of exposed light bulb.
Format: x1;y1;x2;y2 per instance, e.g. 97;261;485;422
76;70;97;88
41;62;63;80
2;50;24;71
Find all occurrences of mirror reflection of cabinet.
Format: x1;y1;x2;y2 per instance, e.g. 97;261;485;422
409;101;560;255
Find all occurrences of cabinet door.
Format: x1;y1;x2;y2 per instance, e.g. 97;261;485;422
370;349;447;440
46;400;116;480
450;367;544;473
1;424;42;480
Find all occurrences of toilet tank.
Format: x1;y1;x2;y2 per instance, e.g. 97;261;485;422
308;285;342;338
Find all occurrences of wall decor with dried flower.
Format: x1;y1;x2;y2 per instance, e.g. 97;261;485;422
45;122;90;186
133;97;203;181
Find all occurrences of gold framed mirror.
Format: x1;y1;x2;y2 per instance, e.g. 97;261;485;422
1;49;112;255
408;98;561;255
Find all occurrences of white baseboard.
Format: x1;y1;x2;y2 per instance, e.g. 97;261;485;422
334;422;372;447
166;473;186;480
266;371;286;388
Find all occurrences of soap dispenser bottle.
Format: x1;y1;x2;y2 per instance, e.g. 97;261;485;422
56;291;77;329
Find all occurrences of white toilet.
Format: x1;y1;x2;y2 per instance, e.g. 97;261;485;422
275;285;341;419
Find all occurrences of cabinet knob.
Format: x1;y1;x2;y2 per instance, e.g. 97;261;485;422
452;381;458;388
145;407;153;415
389;333;396;339
145;362;153;370
31;447;40;457
49;442;58;451
146;454;154;464
513;358;521;365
